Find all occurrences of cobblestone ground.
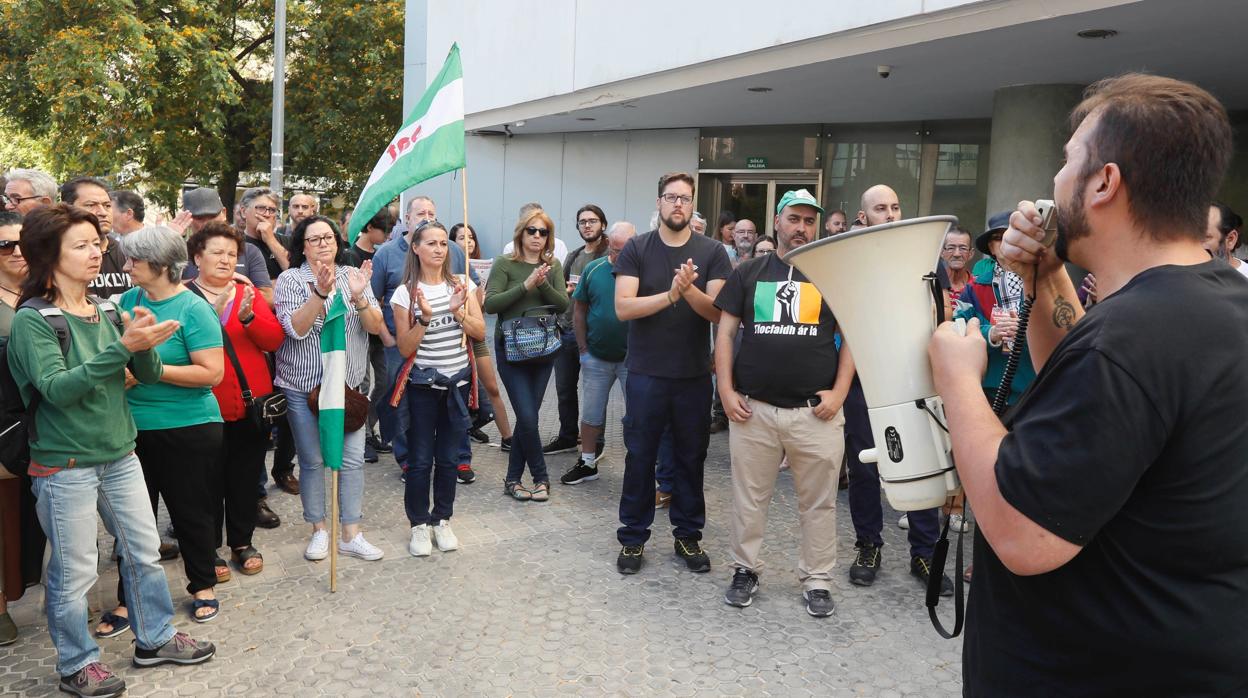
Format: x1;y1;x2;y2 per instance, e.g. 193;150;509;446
2;379;964;697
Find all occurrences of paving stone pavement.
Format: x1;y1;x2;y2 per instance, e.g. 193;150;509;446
1;378;964;697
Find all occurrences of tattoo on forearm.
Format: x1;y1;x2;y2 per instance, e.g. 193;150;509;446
1052;296;1076;329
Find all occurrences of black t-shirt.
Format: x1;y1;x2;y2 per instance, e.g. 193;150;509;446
613;230;731;379
713;254;838;407
88;243;134;301
246;233;291;281
344;244;376;268
965;261;1248;696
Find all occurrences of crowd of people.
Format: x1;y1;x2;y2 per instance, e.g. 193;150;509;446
1;71;1246;696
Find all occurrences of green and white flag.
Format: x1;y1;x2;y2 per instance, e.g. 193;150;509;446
347;43;465;243
318;290;350;471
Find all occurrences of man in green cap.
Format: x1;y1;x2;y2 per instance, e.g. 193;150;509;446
713;189;856;617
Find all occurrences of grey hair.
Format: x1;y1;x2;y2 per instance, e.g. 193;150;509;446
6;168;57;199
406;195;435;217
608;221;636;243
239;186;279;210
692;211;706;224
119;225;188;283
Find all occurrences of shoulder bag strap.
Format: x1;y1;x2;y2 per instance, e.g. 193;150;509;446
187;282;254;401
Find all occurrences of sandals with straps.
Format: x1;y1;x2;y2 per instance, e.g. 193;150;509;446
231;546;264;575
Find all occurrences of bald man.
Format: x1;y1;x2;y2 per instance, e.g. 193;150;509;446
858;185;902;226
843;183;951;595
287;193;319;227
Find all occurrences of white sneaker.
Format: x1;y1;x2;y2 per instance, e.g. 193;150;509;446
950;513;971;533
432;520;459;552
898;513;909;529
305;530;330;561
408;524;432;557
339;533;384;561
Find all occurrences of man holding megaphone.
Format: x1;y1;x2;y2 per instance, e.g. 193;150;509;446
929;74;1248;695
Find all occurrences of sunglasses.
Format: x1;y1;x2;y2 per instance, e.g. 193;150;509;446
0;240;18;255
524;227;549;237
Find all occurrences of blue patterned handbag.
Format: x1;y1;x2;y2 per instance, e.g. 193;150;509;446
501;305;562;364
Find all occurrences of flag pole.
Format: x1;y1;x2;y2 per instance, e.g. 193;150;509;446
329;470;339;592
461;168;469;349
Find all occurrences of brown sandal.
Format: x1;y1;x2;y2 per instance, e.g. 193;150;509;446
214;557;232;584
231;546;264;575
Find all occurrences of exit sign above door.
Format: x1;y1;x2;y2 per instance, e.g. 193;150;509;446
746;157;768;169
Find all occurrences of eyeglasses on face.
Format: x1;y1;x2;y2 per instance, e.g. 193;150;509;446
305;235;336;246
4;193;38;206
577;218;601;227
252;205;279;215
524;227;549;237
660;194;693;206
942;244;971;253
0;240;19;255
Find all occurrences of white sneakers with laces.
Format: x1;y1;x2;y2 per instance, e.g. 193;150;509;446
432;520;459;552
304;530;329;561
409;524;432;557
338;533;384;561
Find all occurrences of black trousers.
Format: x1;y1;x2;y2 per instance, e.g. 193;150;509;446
215;418;267;550
119;422;222;601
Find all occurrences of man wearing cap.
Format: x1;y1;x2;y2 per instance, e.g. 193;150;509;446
180;188;274;303
843;182;952;594
715;189;855;617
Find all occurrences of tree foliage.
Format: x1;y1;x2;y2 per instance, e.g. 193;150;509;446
0;0;403;212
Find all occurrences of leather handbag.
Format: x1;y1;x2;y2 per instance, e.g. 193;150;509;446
307;385;370;433
219;325;287;432
500;305;562;364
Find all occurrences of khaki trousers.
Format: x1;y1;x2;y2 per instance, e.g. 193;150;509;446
728;398;845;591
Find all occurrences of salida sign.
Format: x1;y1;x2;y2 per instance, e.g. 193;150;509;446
386;125;424;164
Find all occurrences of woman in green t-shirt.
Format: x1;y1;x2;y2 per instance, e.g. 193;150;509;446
103;226;226;628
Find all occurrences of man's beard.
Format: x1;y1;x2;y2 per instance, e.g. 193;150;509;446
581;230;602;244
660;211;688;232
1055;175;1094;263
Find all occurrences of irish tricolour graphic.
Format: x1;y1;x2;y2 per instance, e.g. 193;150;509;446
753;281;822;324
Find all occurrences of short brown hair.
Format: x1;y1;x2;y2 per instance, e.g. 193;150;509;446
510;208;556;264
1071;73;1232;240
18;203;100;305
187;221;244;260
657;172;696;197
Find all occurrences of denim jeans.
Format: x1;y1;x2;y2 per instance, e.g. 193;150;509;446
843;379;939;558
404;383;469;525
377;346;410;469
618;372;711;546
578;353;627;428
32;454;177;676
552;332;581;441
282;387;366;525
494;336;554;484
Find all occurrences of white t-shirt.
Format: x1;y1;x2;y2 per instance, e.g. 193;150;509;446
1234;259;1248;280
391;279;476;380
502;237;570;263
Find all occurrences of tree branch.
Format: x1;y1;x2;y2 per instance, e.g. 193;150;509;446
235;31;274;62
228;67;257;98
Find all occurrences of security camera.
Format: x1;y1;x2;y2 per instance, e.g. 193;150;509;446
877;65;892;79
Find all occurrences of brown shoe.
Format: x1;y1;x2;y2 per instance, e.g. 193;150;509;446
274;473;300;495
655;490;672;509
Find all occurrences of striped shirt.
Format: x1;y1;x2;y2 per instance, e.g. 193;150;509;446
273;263;379;392
391;280;471;379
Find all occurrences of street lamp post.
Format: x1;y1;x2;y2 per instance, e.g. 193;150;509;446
270;0;287;198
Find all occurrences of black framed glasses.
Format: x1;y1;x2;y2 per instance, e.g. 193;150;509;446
252;205;278;215
577;218;601;227
524;226;549;237
4;193;38;207
660;194;693;206
0;240;18;255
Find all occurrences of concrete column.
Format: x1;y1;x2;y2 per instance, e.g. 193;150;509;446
985;84;1085;217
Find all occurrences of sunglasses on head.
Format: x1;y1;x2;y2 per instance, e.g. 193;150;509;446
524;226;549;237
0;240;18;255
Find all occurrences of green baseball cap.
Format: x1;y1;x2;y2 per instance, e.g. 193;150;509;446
775;188;823;215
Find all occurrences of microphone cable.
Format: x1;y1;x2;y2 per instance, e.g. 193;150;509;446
990;261;1039;416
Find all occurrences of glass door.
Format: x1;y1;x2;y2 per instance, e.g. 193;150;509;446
699;171;821;241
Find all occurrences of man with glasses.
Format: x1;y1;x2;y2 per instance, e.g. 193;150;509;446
3;169;56;215
61;177;133;302
238;187;290;279
823;209;849;237
938;226;974;299
544;204;610;457
613;172;732;575
730;219;758;267
179;187;274;302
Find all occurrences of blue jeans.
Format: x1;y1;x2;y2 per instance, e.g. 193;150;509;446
618;373;711;546
494;336;554;484
378;346;410;469
844;379;939;558
405;384;469;525
32;454;177;676
578;353;627;428
282;387;366;525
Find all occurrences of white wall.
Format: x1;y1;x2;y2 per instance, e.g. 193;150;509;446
427;0;982;115
417;129;698;258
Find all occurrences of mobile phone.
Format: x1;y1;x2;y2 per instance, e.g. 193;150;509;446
1034;199;1058;249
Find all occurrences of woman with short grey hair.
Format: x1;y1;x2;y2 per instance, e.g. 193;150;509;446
100;225;229;629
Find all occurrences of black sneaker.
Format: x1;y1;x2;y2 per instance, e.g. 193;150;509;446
849;542;881;586
674;537;711;573
468;427;490;444
804;589;836;618
560;461;599;485
363;440;379;464
255;498;280;529
456;464;476;484
708;415;729;434
723;568;759;607
132;631;216;667
500;437;512;452
910;556;954;597
542;436;579;455
617;544;644;574
59;662;125;697
367;434;393;454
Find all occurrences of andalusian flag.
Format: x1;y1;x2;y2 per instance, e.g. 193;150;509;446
347;44;465;243
318;290;350;470
754;281;823;324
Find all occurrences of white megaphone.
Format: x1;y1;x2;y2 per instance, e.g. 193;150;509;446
784;216;962;511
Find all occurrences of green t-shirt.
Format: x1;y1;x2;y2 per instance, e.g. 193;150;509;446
119;287;223;430
572;256;627;362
